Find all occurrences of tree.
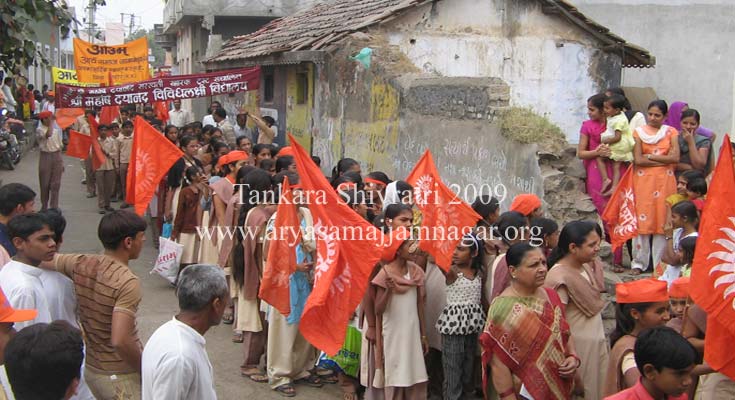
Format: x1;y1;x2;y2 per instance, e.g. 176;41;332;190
128;28;165;68
1;0;106;74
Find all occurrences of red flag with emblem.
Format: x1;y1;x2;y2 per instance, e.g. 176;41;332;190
601;167;638;251
405;150;481;272
126;116;184;215
154;101;169;124
99;72;120;125
289;134;384;356
691;135;735;380
87;117;107;171
66;130;92;159
259;176;301;317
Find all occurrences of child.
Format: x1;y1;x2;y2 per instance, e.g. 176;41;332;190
95;124;118;214
530;217;559;258
260;158;276;176
604;279;671;396
604;326;695;400
667;170;704;208
678;236;697;278
436;234;486;400
171;167;210;272
372;227;428;400
685;177;707;212
666;277;690;333
658;201;699;282
599;95;635;195
117;120;134;209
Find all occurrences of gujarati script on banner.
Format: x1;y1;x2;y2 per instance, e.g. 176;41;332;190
54;67;261;108
73;37;150;84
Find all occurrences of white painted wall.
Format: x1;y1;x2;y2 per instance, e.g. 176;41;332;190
574;0;735;140
382;0;623;143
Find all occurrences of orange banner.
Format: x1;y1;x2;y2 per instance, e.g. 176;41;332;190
73;37;150;84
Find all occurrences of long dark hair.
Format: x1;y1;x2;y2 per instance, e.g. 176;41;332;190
330;158;359;185
461;233;484;272
547;220;598;267
610;302;655;345
232;168;273;287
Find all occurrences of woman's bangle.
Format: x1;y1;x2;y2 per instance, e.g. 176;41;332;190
497;388;515;398
566;353;581;368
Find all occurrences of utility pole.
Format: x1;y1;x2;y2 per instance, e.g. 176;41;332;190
129;14;135;37
87;0;97;43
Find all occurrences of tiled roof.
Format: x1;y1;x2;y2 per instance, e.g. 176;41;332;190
206;0;654;68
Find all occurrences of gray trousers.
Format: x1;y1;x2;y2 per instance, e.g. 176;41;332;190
39;151;63;210
442;333;477;400
119;163;129;202
95;169;115;209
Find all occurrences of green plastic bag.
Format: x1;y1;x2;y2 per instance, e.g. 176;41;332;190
319;326;362;378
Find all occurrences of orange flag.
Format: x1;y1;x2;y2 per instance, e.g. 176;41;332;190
601;167;637;250
405;150;481;271
690;135;735;380
259;176;301;316
55;108;84;129
289;134;384;356
154;101;169;125
126;116;184;215
99;73;120;125
87;117;107;170
66;130;92;159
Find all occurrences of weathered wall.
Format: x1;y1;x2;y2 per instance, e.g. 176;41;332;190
285;64;315;152
575;0;735;143
378;0;622;144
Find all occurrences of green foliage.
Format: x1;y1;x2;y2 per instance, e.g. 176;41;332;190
128;28;165;68
1;0;106;73
499;107;567;153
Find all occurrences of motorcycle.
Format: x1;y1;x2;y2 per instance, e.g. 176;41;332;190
0;109;22;170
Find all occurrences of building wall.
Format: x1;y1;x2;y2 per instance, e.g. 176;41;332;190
380;0;623;143
285;64;315;152
574;0;735;140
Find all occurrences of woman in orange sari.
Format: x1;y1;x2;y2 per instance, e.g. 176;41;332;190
630;100;680;275
481;243;580;400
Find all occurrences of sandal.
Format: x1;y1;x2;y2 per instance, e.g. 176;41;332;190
223;307;234;325
232;331;243;343
343;393;358;400
275;384;296;397
630;268;642;276
611;264;626;273
294;374;324;388
241;367;268;383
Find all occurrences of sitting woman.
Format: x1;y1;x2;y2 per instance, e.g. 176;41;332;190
481;242;580;400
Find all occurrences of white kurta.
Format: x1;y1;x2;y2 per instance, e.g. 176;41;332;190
0;260;51;330
142;318;217;400
381;284;428;388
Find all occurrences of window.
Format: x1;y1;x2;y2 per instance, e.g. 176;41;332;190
296;72;308;104
263;74;274;103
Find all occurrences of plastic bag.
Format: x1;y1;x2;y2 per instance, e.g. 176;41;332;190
161;222;172;239
316;326;362;378
151;237;183;284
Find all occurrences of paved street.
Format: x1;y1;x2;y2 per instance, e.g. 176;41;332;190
0;148;340;400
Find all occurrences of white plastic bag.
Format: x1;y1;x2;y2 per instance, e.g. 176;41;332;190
151;237;184;284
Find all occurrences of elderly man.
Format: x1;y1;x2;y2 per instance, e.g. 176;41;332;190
142;264;227;400
37;111;64;210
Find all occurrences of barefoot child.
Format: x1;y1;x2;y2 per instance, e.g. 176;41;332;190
599;95;634;195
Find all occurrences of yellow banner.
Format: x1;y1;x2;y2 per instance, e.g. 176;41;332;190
51;67;97;87
73;37;150;84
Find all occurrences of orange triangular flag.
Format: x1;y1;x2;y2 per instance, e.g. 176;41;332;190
154;101;169;125
66;130;92;159
55;108;85;129
601;167;637;250
289;134;385;356
405;150;482;271
690;135;735;380
126;116;184;215
87;117;107;170
259;176;301;316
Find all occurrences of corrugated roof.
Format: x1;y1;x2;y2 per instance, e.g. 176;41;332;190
205;0;654;68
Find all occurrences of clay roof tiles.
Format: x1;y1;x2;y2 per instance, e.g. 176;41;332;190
206;0;653;68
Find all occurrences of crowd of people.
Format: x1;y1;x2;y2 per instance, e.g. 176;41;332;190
0;86;731;400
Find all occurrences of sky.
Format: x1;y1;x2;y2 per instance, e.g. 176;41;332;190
67;0;164;32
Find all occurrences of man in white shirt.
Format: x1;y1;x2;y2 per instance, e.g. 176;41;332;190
201;101;221;127
1;78;16;114
0;213;57;331
36;111;64;210
0;286;38;400
213;108;236;147
142;264;227;400
169;99;194;128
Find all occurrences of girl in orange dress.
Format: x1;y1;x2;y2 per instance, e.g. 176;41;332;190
630;100;680;275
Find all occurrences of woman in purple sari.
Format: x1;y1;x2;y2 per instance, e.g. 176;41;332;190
577;93;626;271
